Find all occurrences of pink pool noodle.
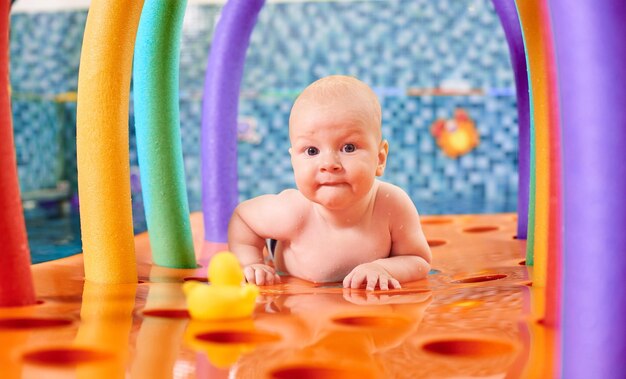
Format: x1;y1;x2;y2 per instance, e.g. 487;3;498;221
550;0;626;376
0;0;36;307
541;0;562;330
201;0;265;243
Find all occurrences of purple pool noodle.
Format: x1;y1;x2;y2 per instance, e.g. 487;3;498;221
491;0;530;239
549;1;626;377
201;0;265;243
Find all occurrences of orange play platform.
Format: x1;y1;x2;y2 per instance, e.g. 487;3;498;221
0;212;553;378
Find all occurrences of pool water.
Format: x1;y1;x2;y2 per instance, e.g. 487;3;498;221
26;211;82;264
24;203;148;264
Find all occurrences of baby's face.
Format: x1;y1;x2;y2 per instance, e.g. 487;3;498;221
289;101;387;210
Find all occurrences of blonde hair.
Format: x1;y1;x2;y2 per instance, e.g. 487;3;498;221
290;75;382;135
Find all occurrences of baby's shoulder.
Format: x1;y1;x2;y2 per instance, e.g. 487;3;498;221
277;188;302;198
375;181;412;204
374;181;420;225
277;188;308;205
240;189;309;218
374;181;418;215
276;189;312;214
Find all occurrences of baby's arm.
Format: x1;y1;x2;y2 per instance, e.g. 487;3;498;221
343;185;432;290
228;190;302;285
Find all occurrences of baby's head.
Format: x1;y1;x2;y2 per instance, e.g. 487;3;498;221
288;76;388;210
289;75;382;142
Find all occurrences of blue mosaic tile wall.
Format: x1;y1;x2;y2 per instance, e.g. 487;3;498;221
10;0;519;224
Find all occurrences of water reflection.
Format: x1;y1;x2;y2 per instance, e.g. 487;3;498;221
184;289;432;377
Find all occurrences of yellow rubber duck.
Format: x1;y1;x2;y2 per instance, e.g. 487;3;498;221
184;251;259;320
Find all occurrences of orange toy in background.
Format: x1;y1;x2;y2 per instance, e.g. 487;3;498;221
431;108;480;158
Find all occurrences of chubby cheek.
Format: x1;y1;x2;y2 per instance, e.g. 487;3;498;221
292;163;317;196
351;172;375;196
346;162;376;192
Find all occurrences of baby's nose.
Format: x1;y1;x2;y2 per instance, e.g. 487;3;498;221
320;152;342;172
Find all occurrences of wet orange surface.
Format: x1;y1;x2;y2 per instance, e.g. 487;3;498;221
0;212;557;378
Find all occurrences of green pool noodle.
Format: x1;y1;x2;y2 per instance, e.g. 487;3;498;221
133;0;196;268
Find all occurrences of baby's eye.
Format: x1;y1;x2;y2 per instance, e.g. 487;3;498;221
306;147;319;156
342;143;356;153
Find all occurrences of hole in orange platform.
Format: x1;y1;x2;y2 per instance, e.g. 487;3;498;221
453;274;507;284
195;330;281;344
421;218;453;225
332;315;410;328
427;239;447;247
422;338;515;357
142;309;190;319
463;226;498;233
271;365;368;379
518;260;526;265
22;348;113;366
183;277;208;282
0;317;73;330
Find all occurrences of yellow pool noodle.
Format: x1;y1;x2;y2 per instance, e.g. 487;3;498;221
76;0;145;283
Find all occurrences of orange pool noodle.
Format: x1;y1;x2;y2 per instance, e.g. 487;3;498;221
517;0;553;288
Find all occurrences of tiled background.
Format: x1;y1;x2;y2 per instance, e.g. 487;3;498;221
10;0;519;239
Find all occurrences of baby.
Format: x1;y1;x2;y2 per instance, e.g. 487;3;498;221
228;75;431;290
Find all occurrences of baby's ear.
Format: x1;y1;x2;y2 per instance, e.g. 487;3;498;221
376;140;389;176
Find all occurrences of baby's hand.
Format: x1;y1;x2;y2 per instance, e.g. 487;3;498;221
242;263;281;286
343;262;401;291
